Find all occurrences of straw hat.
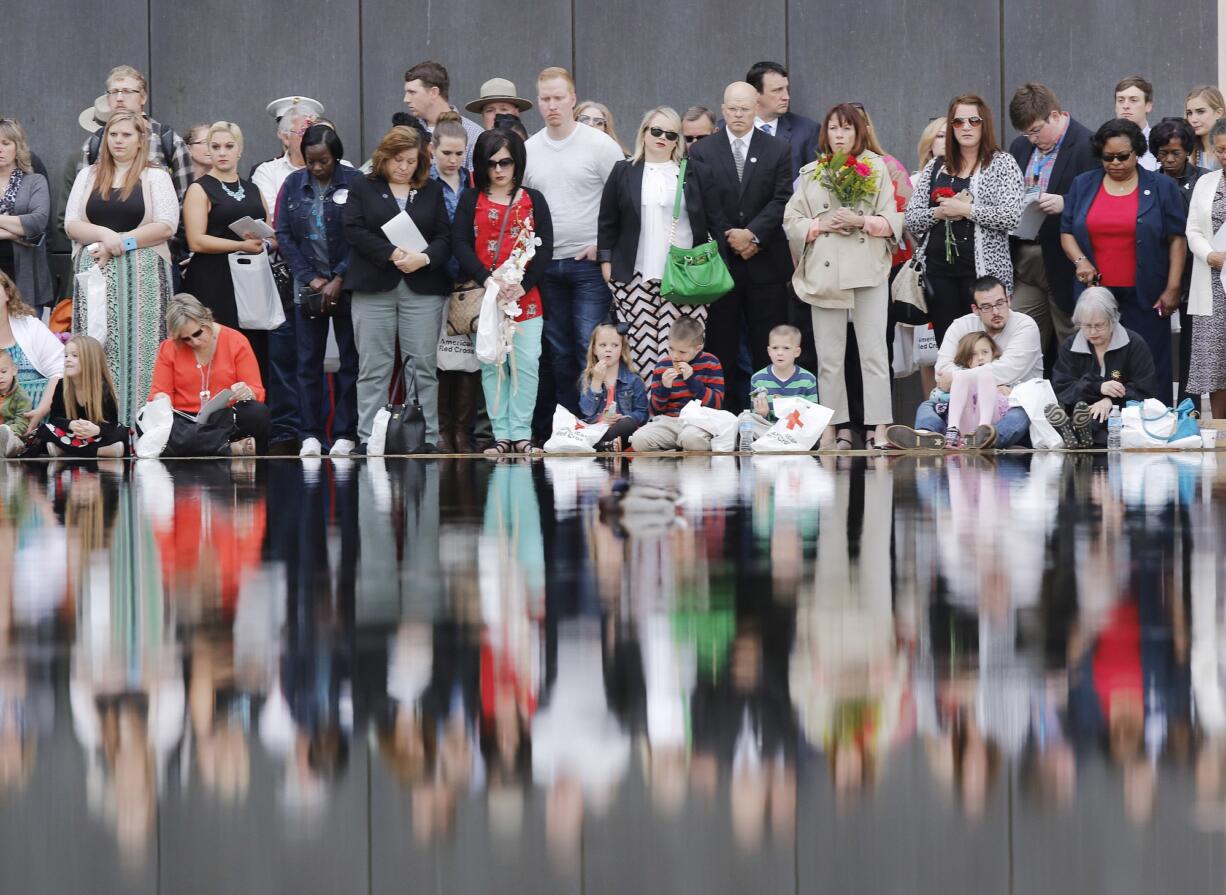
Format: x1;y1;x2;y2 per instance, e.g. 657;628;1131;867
464;78;532;114
77;95;111;133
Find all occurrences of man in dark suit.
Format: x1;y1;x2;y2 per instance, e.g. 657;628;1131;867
745;61;820;177
688;81;794;412
1007;83;1099;358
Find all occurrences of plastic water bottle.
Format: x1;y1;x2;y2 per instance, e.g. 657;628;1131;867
1107;405;1122;450
738;415;756;452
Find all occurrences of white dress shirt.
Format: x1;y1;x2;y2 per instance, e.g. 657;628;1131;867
636;161;693;281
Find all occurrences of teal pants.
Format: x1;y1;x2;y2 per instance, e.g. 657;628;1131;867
480;316;542;442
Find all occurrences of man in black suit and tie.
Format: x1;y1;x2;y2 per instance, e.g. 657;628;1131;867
688;81;794;411
1007;83;1098;356
746;61;820;177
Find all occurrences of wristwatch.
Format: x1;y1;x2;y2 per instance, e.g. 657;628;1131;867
122;236;138;253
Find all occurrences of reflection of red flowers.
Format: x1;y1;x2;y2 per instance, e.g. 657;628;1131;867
932;187;956;202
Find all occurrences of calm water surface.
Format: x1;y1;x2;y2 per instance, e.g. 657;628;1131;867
2;452;1225;893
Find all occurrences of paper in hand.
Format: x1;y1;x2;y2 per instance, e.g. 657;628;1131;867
196;388;234;426
1012;199;1046;240
381;211;428;253
228;216;275;239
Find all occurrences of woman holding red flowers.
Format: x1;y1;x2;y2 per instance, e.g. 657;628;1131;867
784;103;904;450
905;94;1024;344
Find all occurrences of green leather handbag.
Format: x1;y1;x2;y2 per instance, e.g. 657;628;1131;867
660;160;734;305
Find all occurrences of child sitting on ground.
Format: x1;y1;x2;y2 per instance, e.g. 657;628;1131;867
930;331;1011;449
0;351;31;457
578;323;648;451
629;316;725;452
739;324;819;438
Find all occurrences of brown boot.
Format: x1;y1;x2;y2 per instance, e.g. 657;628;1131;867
453;372;480;454
436;372;457;454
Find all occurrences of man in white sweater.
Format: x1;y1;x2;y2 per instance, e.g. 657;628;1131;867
523;66;624;416
888;276;1043;448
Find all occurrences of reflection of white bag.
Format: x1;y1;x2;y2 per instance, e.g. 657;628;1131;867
474;282;503;365
914;324;938;367
543;405;608;453
133;394;174;458
751;397;833;452
678;400;739;451
1007;378;1063;450
77;265;107;345
368;407;391;456
436;301;480;372
228;251;286;330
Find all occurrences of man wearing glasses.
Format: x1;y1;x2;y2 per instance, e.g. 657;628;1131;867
681;106;718;146
887;276;1042;449
1007;83;1097;358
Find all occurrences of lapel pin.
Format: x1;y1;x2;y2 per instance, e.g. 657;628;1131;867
1143;189;1151;195
750;157;757;163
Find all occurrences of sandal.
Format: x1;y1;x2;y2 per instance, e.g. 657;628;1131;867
835;435;854;451
1070;401;1094;448
483;440;513;456
512;440;539;456
1044;404;1079;449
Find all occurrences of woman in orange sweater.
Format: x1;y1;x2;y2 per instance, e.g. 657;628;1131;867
150;294;271;455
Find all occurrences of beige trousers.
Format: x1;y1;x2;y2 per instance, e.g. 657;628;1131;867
629;416;714;451
1012;242;1074;349
811;282;892;426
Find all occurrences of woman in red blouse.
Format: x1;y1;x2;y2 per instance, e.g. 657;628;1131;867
451;129;554;454
149;293;271;454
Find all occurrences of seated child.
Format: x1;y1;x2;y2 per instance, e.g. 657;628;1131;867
629;316;725;452
578;323;648;451
930;331;1011;449
739;324;818;437
0;350;31;457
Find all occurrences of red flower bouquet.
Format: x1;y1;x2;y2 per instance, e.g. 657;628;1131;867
813;150;878;209
931;186;970;263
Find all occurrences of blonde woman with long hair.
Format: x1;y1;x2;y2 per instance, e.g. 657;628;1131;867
597;105;722;376
37;335;128;457
1186;86;1225;172
576;101;627;156
65;110;178;423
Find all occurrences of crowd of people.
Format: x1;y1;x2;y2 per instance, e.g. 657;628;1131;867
3;62;1226;457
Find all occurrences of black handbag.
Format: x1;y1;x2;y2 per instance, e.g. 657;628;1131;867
301;287;329;319
383;356;428;455
163;410;233;457
269;251;294;310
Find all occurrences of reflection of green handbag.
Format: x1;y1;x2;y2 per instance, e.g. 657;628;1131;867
660;160;734;305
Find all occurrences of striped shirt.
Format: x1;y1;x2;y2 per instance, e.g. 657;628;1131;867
750;365;818;419
648;351;724;416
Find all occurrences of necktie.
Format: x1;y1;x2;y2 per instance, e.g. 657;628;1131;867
762;122;773;136
733;138;745;181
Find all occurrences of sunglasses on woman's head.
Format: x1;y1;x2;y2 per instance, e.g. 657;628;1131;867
487;158;515;170
1101;151;1133;163
648;126;679;141
952;116;983;127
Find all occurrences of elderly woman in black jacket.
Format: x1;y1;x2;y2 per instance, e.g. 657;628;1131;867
597;106;721;376
1051;286;1159;446
343;125;451;453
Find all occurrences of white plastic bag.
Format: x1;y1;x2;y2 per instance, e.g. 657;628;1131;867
368;407;391;456
751;397;834;452
914;324;938;367
77;264;107;345
678;400;739;451
1007;378;1063;450
542;405;608;453
133;394;174;458
436;299;480;372
1121;399;1202;449
474;281;504;365
228;251;286;330
892;324;916;378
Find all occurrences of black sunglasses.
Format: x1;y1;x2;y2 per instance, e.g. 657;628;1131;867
648;126;679;141
684;134;706;144
487;158;515;170
178;327;205;343
1101;151;1133;163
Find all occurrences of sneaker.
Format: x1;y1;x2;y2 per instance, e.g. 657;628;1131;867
329;438;356;457
885;424;945;450
1043;404;1079;449
299;437;323;457
963;424;997;450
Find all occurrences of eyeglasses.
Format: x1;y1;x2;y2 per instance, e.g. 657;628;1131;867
1155;147;1186;159
1022;116;1055;139
684;134;707;144
952;116;984;128
487;158;515;170
1079;320;1110;333
974;297;1010;313
577;115;606;127
106;88;142;97
1101;151;1133;163
648;126;679;141
178;327;206;344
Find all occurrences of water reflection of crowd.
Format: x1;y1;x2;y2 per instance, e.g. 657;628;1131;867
0;448;1224;874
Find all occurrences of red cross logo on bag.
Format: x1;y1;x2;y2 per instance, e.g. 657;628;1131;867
786;410;804;429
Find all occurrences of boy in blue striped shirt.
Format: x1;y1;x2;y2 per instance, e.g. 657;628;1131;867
741;325;819;435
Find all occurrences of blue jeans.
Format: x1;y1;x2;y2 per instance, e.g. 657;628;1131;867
539;259;611;413
914;399;1031;447
268;313;303;443
296;295;358;444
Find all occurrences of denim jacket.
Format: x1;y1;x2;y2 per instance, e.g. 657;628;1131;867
275;164;361;287
579;365;649;424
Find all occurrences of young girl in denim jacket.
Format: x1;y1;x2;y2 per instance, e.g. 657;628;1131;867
578;323;647;451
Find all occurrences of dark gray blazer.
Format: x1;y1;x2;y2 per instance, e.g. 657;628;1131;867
3;172;53;307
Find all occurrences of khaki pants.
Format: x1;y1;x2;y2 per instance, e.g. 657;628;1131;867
1012;242;1074;349
812;282;892;426
629;416;714;452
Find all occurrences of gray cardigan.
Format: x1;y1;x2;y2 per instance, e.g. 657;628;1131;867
4;172;53;308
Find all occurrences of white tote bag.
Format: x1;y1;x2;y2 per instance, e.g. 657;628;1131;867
751;397;834;452
77;265;108;345
1006;378;1064;450
678;400;739;451
436;301;480;373
228;251;286;331
542;405;609;453
474;281;504;365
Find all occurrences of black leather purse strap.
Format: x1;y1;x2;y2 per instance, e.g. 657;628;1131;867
389;355;421;407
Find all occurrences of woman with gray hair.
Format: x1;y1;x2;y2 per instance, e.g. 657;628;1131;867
148;293;270;454
1050;286;1159;446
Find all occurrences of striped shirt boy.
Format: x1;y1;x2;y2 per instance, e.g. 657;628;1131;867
750;365;818;420
648;351;725;416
